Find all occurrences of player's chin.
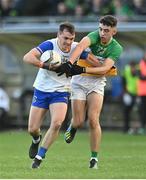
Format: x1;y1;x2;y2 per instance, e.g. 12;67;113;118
101;37;106;43
63;46;71;52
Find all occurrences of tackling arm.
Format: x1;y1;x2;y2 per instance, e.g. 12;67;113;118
86;53;102;67
69;36;91;64
85;58;115;75
69;57;116;76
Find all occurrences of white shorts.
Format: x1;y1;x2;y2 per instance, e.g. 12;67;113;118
71;75;106;100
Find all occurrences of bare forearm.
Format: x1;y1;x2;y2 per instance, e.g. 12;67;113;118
70;36;91;64
23;49;42;68
23;54;39;66
86;66;109;75
70;44;84;64
85;57;115;75
86;53;101;67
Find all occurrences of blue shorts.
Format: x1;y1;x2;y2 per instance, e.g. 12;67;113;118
32;88;70;109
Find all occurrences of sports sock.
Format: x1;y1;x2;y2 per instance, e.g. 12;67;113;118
91;151;98;161
32;135;41;144
37;146;47;158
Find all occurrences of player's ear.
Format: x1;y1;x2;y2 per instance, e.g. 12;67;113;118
112;27;117;36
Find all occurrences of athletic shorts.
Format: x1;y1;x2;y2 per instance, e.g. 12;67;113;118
71;78;106;100
32;88;70;109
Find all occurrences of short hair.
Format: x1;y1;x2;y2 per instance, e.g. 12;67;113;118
99;15;117;27
59;22;75;35
130;60;137;66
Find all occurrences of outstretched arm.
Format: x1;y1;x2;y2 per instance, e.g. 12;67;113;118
69;36;91;64
85;53;102;67
69;57;115;76
85;58;115;75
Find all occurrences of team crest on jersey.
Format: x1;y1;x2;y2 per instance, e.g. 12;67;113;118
96;46;106;56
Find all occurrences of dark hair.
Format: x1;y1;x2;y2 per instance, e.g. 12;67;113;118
59;22;75;34
99;15;117;27
130;61;137;66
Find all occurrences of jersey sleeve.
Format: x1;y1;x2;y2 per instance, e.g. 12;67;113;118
80;51;89;59
36;40;53;54
87;30;99;45
108;44;123;61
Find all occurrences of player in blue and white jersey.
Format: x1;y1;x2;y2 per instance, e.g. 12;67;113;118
23;22;89;169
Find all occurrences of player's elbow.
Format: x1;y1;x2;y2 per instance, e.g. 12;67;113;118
100;70;108;75
23;53;28;63
102;66;113;74
23;53;32;64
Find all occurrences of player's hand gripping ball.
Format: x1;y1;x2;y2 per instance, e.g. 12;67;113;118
40;50;62;70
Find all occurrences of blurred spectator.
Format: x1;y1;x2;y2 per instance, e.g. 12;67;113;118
121;61;139;133
112;0;134;21
0;0;146;21
89;0;102;15
137;50;146;134
57;2;68;16
0;0;16;17
64;0;77;15
101;0;115;15
0;84;10;129
87;0;114;16
132;0;146;15
12;0;60;16
74;4;85;20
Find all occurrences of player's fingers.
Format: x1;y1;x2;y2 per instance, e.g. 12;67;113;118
50;61;60;65
57;72;64;76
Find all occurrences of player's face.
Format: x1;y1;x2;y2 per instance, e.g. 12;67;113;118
98;23;117;44
58;29;75;52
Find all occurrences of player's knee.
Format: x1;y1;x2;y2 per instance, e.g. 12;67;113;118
73;117;84;128
74;121;83;128
51;121;62;131
28;125;38;134
89;119;100;129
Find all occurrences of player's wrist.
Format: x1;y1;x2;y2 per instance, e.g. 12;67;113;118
39;61;50;70
39;61;44;68
43;62;50;70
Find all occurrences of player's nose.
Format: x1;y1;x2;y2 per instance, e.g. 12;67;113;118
66;39;72;45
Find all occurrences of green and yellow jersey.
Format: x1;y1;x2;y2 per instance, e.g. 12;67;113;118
77;30;123;77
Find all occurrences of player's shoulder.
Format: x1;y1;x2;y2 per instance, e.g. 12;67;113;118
88;30;98;35
87;30;99;44
44;38;56;45
36;39;55;53
112;38;123;51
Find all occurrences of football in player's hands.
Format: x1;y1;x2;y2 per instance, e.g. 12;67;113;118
40;50;62;70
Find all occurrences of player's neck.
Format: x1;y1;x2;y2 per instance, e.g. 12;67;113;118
101;37;113;46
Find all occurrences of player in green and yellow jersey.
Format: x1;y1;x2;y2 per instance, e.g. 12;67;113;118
55;15;123;169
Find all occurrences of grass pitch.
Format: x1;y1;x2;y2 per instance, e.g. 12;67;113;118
0;130;146;179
